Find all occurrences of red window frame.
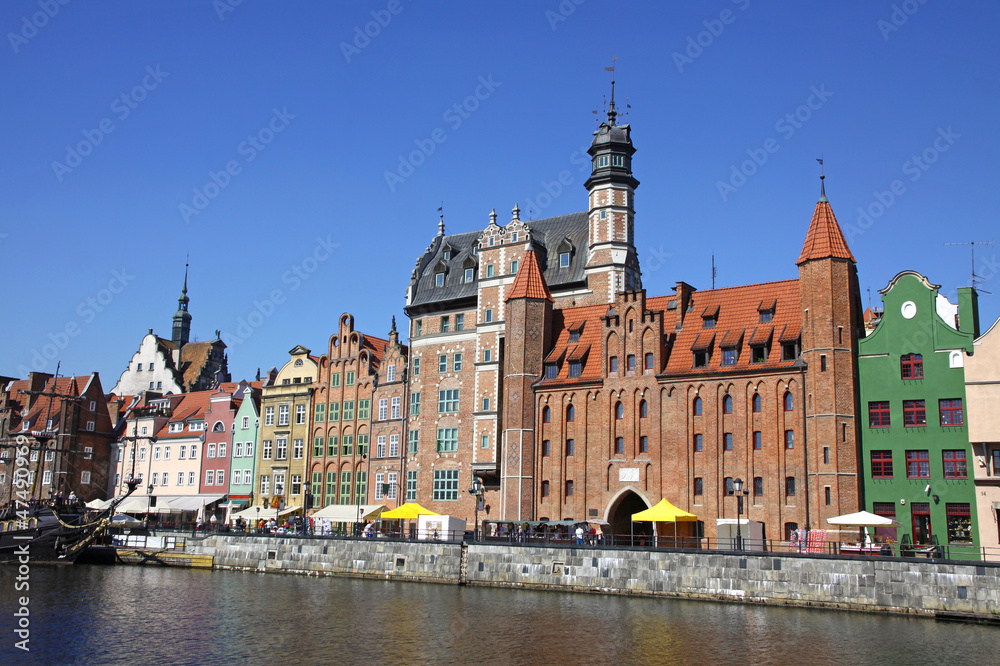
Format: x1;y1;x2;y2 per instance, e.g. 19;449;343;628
870;450;893;478
906;450;930;478
868;401;890;428
946;503;972;544
939;398;964;426
644;353;654;370
872;502;896;519
903;400;926;427
900;353;924;379
942;450;967;478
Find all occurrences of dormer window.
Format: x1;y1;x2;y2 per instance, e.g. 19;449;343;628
464;268;474;283
594;155;609;169
569;330;581;342
443;249;451;260
703;317;716;329
435;272;444;287
545;363;558;379
760;310;773;323
694;351;708;368
559;252;570;268
611;154;625;167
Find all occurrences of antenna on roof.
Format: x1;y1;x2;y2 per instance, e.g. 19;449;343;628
711;254;717;290
945;240;994;293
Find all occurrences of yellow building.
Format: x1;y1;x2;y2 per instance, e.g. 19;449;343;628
967;318;1000;560
255;345;318;519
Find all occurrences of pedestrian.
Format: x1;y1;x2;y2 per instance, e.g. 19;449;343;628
575;525;585;545
595;525;604;545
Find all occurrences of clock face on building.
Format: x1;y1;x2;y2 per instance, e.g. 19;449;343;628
901;301;917;319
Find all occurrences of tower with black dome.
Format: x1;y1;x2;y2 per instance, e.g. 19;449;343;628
584;72;641;303
171;262;192;348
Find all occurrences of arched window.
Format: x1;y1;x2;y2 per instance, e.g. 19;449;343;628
615;402;624;419
784;392;794;412
639;400;648;418
213;422;225;432
752;394;761;412
566;405;575;422
693;397;702;416
723;395;733;414
542;406;551;423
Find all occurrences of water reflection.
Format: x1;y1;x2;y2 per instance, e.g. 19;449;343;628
0;565;995;665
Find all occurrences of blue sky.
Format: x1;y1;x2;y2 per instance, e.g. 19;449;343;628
2;0;998;385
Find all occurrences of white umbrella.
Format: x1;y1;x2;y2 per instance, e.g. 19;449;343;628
827;510;900;527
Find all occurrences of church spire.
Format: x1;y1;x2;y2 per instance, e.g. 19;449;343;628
797;175;855;266
172;258;192;347
606;56;618;125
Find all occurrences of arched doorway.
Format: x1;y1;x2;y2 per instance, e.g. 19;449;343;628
608;490;652;545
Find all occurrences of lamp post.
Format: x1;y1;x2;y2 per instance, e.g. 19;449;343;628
302;480;311;536
468;477;484;541
733;478;749;551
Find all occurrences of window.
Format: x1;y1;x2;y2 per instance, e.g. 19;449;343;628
703;316;716;329
329;402;340;422
541;480;550;498
406;470;417;501
567;404;576;421
42;470;52;486
410;392;420;416
188;471;196;486
291;474;302;496
724;433;733;450
510;259;519;274
752;394;761;412
313;437;324;457
946;503;973;543
784;430;794;449
940;399;964;426
783;392;793;411
725;477;734;495
782;343;797;361
163;446;171;460
387;364;396;382
644;353;653;370
481;434;489;449
465;268;474;283
565;480;574;496
568;361;581;377
615;402;624;419
903;400;926;427
559;252;570;268
346;371;355;386
441;316;450;333
753;431;762;450
694;478;703;496
614;437;624;454
358;398;370;420
993;449;1000;475
482;396;491;411
391;397;401;419
433;469;459;500
868;401;891;427
263;440;273;459
242;416;250;429
753;477;763;497
260;475;270;496
340;471;353;504
435;272;444;287
609;356;618;373
484;309;493;323
872;502;895;521
569;329;581;342
278;405;290;426
436;428;458;452
784;523;798;541
483;349;492;362
276;437;288;460
693;351;708;368
439;355;447;373
379;398;389;421
639;436;648;453
870;450;893;478
785;477;796;497
751;346;766;363
137;363;142;371
723;395;732;414
244;470;252;485
86;421;95;431
343;401;354;421
542;406;551;423
84;446;94;460
693;434;703;452
825;487;832;505
293;439;303;459
906;450;930;478
722;349;737;366
296;404;306;424
759;310;773;324
327;436;338;457
414;321;422;338
693;397;702;416
542;440;550;456
80;471;90;485
387;434;399;458
151;472;159;486
900;353;924;379
562;438;574;456
823;446;830;464
342;434;354;456
943;450;967;478
206;470;215;486
377;435;387;458
627;354;635;371
438;389;460;413
374;472;385;499
265;406;274;425
453;353;463;372
486;264;494;278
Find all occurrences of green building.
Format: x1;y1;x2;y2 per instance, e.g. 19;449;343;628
228;385;261;510
858;271;980;556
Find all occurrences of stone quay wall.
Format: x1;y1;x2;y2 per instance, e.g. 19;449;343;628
184;536;1000;617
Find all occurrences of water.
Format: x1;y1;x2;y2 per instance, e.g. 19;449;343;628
1;565;997;665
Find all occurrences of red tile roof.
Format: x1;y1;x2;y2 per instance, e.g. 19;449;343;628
152;390;214;439
506;249;553;302
796;199;855;265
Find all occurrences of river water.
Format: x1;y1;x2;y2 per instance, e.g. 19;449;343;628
1;565;996;665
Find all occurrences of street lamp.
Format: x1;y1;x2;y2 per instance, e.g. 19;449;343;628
732;478;749;551
468;477;484;541
302;480;311;536
356;453;367;536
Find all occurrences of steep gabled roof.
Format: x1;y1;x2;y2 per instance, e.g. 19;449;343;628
506;249;553;302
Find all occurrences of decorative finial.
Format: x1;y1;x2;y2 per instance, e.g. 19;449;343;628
183;255;189;295
606;56;617;125
390;315;397;334
437;205;445;236
816;157;827;202
490;208;497;225
512;203;520;220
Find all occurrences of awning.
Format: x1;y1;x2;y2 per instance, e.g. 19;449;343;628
164;495;226;512
232;505;278;521
118;496;178;514
381;502;439;519
827;510;900;527
278;505;302;517
311;503;387;522
86;498;116;511
631;499;698;523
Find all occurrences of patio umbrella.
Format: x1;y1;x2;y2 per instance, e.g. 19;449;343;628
110;513;143;527
826;510;900;526
380;502;440;519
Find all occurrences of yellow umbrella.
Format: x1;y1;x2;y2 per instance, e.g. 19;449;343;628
380;502;440;519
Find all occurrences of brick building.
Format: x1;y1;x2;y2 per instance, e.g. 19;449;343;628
369;318;409;508
402;100;864;541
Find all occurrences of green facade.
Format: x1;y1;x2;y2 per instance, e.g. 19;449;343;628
858;271;979;556
228;386;260;505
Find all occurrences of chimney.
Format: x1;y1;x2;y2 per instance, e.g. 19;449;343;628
674;281;696;331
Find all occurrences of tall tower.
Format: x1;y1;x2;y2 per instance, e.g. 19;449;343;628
501;248;553;521
172;262;192;348
796;174;864;529
584;74;641;304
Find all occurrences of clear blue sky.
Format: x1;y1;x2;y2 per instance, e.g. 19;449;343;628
2;0;998;384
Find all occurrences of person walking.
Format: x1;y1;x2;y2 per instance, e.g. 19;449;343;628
575;525;585;545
